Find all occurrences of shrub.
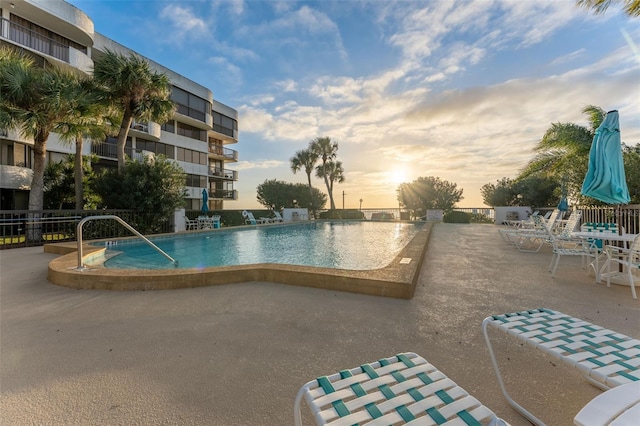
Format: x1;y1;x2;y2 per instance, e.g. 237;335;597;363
443;211;471;223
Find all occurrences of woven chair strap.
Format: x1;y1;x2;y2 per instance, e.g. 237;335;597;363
304;353;499;425
486;308;640;388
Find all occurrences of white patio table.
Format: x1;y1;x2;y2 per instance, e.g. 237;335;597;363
570;231;639;283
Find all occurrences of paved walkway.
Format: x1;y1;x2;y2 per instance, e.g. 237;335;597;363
1;223;638;425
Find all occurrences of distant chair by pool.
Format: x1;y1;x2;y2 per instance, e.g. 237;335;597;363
242;210;265;225
272;211;284;222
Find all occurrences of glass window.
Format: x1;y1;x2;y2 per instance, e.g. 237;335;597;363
177;147;185;161
161;121;175;133
170;86;189;106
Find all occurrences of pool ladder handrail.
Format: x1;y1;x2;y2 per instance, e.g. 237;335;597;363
75;215;177;270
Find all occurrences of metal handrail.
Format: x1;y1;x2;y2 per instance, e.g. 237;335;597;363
75;215;177;270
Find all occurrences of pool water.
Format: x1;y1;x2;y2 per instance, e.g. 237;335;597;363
101;221;424;270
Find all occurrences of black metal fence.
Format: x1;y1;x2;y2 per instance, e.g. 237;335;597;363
2;205;637;249
0;210;173;249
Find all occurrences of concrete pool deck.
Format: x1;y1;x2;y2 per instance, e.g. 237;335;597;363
1;223;638;425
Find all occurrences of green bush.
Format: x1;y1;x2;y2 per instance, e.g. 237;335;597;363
319;209;343;219
443;211;471;223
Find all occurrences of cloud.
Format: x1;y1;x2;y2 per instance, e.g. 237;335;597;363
232;160;287;171
158;5;208;41
236;5;348;61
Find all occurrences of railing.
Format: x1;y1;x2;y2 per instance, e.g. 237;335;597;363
576;204;640;234
208;145;238;161
91;144;144;160
0;210;173;249
1;17;69;62
208;167;238;180
130;121;148;132
75;215;177;270
208;189;238;200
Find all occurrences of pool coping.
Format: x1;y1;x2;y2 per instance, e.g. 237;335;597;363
45;221;433;299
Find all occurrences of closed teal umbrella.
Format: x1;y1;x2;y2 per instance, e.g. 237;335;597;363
581;110;630;204
201;188;209;214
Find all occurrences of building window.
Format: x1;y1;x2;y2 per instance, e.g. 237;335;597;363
177;147;207;165
161;120;175;133
212;111;237;138
185;174;206;188
8;14;87;63
176;122;206;142
170;86;210;123
136;139;175;159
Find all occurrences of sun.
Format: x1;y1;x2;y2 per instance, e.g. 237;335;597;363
389;169;409;184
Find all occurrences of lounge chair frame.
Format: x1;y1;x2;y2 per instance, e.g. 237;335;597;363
482;308;640;426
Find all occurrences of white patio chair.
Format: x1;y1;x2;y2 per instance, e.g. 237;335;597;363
184;216;198;231
603;233;640;299
294;352;508;426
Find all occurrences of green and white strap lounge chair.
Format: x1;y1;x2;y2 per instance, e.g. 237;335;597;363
482;308;640;426
294;352;508;425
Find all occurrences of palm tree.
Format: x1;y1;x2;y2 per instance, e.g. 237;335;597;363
0;48;80;215
92;49;175;172
290;148;319;214
576;0;640;17
519;105;605;203
319;161;345;206
53;77;116;210
310;136;339;209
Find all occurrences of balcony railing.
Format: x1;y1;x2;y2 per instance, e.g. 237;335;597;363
208;189;238;200
131;121;148;132
208;167;238;180
208;145;238;161
91;144;146;161
1;17;69;63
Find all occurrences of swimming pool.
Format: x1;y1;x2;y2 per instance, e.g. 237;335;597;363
46;221;433;298
100;221;424;270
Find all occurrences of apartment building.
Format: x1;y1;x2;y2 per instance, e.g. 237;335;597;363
0;0;238;211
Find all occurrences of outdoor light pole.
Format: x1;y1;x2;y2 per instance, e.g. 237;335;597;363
359;199;363;211
342;191;346;210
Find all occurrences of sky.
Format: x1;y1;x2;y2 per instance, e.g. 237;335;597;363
66;0;640;209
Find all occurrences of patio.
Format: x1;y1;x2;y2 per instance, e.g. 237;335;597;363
1;223;638;425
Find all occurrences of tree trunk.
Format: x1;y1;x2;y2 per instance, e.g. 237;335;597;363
325;175;335;210
117;114;134;172
27;132;48;241
75;137;84;211
319;161;335;209
306;172;315;219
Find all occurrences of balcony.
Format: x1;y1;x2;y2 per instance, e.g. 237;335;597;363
208;167;238;181
208;189;238;200
0;165;33;190
208;144;238;161
90;144;146;162
0;17;91;71
129;120;161;141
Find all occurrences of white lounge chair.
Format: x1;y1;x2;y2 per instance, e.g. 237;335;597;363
500;209;563;252
294;352;508;426
273;211;284;222
482;308;640;426
242;210;265;225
